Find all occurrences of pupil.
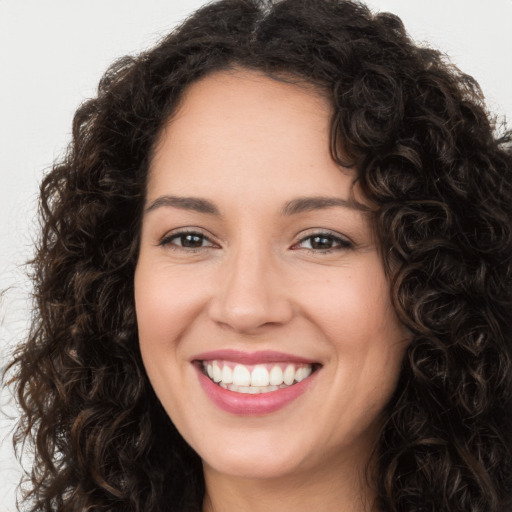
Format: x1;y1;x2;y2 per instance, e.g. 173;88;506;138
182;234;202;247
311;236;332;249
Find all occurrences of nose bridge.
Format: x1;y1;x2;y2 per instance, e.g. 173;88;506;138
209;234;293;332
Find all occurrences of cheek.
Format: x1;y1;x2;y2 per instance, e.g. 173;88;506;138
134;263;202;416
296;261;407;399
295;261;397;343
134;262;207;346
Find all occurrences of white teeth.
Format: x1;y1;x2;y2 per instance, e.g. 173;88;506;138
296;366;312;382
202;360;315;392
283;365;295;385
232;364;251;386
269;366;284;386
221;365;233;384
227;384;280;394
251;365;270;387
237;385;259;394
212;362;222;383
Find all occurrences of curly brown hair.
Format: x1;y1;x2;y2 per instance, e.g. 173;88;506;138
7;0;512;510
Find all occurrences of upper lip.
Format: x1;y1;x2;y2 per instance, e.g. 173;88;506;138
192;349;319;365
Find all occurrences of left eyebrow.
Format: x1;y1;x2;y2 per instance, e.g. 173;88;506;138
280;196;371;216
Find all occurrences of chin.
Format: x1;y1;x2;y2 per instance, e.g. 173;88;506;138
193;429;313;481
203;452;306;481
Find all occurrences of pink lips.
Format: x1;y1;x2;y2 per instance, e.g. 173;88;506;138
193;349;317;365
193;349;319;416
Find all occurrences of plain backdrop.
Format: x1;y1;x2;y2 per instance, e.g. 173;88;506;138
1;1;511;510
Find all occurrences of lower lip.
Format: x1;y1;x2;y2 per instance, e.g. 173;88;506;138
195;365;317;416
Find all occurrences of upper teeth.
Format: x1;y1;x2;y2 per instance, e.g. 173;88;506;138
204;360;313;387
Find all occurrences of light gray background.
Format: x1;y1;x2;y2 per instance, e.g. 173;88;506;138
1;1;511;510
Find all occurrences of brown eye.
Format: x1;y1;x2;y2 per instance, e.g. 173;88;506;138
296;233;352;251
310;235;335;250
160;231;215;249
178;233;205;248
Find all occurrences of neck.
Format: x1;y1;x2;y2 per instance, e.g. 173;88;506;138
201;459;378;512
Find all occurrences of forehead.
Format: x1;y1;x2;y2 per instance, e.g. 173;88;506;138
147;69;360;206
172;68;331;126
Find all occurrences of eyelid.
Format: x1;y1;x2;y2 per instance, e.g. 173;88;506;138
156;227;353;252
292;229;353;251
157;227;219;249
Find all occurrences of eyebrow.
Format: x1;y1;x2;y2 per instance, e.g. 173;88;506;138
145;196;220;215
144;195;370;216
280;196;370;215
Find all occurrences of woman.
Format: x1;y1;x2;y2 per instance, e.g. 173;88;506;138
8;0;512;510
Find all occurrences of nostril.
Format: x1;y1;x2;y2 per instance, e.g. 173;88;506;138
208;255;294;331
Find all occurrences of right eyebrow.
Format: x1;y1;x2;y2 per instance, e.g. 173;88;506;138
144;195;220;216
280;196;370;216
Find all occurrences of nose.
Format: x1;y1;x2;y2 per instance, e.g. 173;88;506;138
208;243;294;334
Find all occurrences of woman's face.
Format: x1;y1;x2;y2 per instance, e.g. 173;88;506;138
135;70;409;482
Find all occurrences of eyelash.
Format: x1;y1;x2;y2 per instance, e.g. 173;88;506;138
158;230;353;253
293;231;353;253
158;230;216;252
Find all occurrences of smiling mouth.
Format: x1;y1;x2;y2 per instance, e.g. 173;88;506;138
200;360;318;394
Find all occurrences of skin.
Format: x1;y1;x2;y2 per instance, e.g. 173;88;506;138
134;69;410;512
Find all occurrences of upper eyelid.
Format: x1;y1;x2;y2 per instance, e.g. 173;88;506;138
295;228;353;244
295;235;352;249
160;226;213;238
158;228;218;246
292;230;355;254
157;227;353;247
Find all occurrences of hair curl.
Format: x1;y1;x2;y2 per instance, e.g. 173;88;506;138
7;0;512;510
